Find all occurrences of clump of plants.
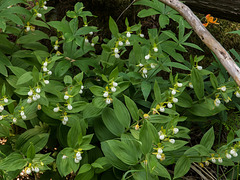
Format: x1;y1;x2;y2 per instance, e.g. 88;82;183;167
1;0;240;179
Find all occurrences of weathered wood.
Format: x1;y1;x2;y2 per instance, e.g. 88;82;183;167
158;0;240;87
183;0;240;22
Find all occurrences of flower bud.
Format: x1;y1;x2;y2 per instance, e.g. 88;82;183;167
169;139;175;144
64;95;69;100
20;111;25;116
145;54;150;60
112;82;118;87
226;153;232;159
189;82;193;88
63;116;68;121
160;107;165;112
103;92;109;98
156;153;162;159
118;41;123;46
74;158;80;163
67;104;73;110
114;48;119;54
157;148;163;154
159;134;165;140
43;5;48;10
36;88;41;93
22;115;27;120
48;71;52;75
140;33;144;38
153;47;158;52
85;38;89;43
177;83;183;87
34;167;39;173
126;32;131;38
150;63;155;69
26;167;31;174
115;53;120;58
28;90;33;96
13;118;17;123
53;107;59;112
81;85;84;89
89;31;93;35
220;86;226;92
218;158;223;163
125;40;130;46
106;98;111;104
171;90;176;95
0;115;3;120
36;94;40;99
44;80;49;84
172;97;178;103
236;91;240;98
36;13;42;18
111;87;116;92
62;155;67;159
173;128;179;134
79;89;83;94
167;102;172;108
142;68;147;74
43;66;48;72
3;98;8;103
138;63;143;67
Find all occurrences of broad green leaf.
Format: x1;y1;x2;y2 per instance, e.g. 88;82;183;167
159;14;169;28
27;143;35;159
67;121;82;148
102;107;125;136
109;16;119;38
17;30;49;44
113;97;131;128
191;68;204;100
16;72;32;85
174;155;191;179
154;80;161;102
200;127;215;150
124;95;138;121
137;8;159;18
141;81;151;101
0;152;27;171
140;121;155;154
55;60;71;77
89;86;105;96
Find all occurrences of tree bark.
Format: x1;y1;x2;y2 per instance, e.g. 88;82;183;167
183;0;240;23
158;0;240;87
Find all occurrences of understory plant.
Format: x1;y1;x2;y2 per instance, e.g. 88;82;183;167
1;0;240;179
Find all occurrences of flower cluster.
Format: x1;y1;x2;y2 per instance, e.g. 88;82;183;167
137;61;157;79
74;149;83;163
19;106;27;120
103;81;118;104
153;146;165;161
23;163;41;175
27;86;42;103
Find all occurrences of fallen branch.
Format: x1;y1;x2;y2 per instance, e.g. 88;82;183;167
158;0;240;86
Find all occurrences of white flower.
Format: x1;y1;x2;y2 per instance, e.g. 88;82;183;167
156;153;162;159
220;86;226;92
233;152;238;157
43;5;48;10
177;83;183;87
112;82;118;87
85;38;89;43
13;118;17;123
197;66;202;70
218;158;223;163
145;54;150;60
91;43;95;47
36;13;42;18
159;107;165;112
230;149;236;155
27;97;32;104
36;88;41;93
169;139;175;144
126;31;131;38
205;161;210;166
226;153;232;159
214;98;221;107
89;31;93;35
140;33;144;38
53;107;59;112
32;95;37;101
54;45;59;51
171;90;176;95
189;82;193;88
44;80;49;84
118;41;123;46
142;68;147;74
157;148;163;154
43;66;48;72
20;111;25;116
43;61;48;67
26;26;30;32
167;102;172;108
3;98;8;103
236;91;240;98
106;98;111;104
79;89;83;94
103;92;109;98
125;40;130;46
28;90;33;96
111;87;116;92
115;53;120;58
48;71;52;75
81;85;84;89
44;1;47;5
74;158;80;163
26;168;31;174
142;74;147;78
153;47;158;52
211;157;216;163
225;99;230;103
159;134;165;140
63;116;68;121
173;128;179;134
62;120;67;125
62;155;67;159
67;104;73;110
37;104;41;110
22;115;27;120
150;63;156;69
36;94;40;99
34;167;39;173
172;97;178;103
76;152;81;158
114;48;119;54
0;115;3;120
64;95;69;100
138;63;143;67
0;105;4;112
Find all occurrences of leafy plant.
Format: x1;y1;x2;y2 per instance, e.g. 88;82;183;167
0;0;240;179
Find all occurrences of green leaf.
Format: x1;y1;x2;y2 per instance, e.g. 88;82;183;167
0;152;27;171
210;73;218;89
227;130;235;144
137;8;159;18
55;60;71;77
113;97;131;128
16;72;33;85
124;95;138;121
8;66;27;77
141;81;151;101
27;143;35;159
164;62;190;71
67;121;82;149
92;97;107;109
200;127;215;150
89;86;105;96
154;80;161;102
17;30;49;44
102;107;125;136
159;14;169;28
191;68;204;100
109;16;119;38
174;155;191;179
64;75;72;85
107;140;139;165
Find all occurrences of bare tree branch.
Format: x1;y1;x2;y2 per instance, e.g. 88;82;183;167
158;0;240;86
